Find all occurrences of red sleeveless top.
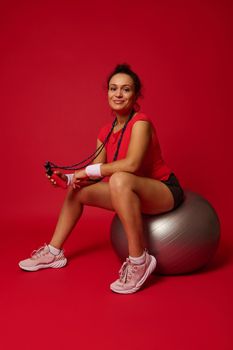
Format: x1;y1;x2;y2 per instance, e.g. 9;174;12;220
97;113;171;181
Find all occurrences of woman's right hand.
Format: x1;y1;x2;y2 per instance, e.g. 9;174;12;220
46;171;68;187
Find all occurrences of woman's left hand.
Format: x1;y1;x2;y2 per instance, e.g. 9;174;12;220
72;169;88;189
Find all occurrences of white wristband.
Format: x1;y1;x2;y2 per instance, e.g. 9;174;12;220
65;173;74;186
85;163;102;178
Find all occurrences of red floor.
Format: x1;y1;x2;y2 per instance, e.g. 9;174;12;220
1;208;232;350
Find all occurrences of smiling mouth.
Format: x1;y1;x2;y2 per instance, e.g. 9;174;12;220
113;100;125;104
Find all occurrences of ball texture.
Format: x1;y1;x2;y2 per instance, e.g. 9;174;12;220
110;191;220;274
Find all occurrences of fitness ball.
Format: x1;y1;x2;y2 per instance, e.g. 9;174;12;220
110;191;220;274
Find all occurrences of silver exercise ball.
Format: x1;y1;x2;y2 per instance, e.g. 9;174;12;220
110;191;220;275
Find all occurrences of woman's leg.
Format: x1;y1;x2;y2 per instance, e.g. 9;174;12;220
109;172;174;257
49;182;114;249
18;182;114;271
50;172;174;255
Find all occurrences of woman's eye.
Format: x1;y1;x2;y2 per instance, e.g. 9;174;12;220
110;87;116;91
124;88;130;92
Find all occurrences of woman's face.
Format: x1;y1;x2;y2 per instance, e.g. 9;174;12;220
108;73;136;114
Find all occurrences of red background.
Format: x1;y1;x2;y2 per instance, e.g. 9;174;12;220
0;0;232;349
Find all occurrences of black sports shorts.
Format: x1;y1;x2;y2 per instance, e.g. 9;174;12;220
161;173;184;209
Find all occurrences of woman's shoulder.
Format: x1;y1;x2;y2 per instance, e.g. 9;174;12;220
131;112;153;125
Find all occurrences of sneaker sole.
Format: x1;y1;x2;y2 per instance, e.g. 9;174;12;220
110;256;157;294
18;258;67;272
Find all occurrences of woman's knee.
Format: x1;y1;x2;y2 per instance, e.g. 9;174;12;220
109;172;133;193
75;187;93;204
65;186;87;204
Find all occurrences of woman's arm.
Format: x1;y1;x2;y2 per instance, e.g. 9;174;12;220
72;121;152;188
100;121;152;176
71;138;106;188
92;139;107;164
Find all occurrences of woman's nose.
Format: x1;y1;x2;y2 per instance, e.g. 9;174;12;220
115;88;123;97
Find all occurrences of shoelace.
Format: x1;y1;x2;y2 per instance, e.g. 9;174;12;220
119;259;138;283
31;244;48;259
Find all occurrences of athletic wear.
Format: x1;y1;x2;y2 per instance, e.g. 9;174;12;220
85;163;102;178
129;250;146;265
48;244;61;255
110;251;157;294
98;113;171;181
18;244;67;271
161;173;184;209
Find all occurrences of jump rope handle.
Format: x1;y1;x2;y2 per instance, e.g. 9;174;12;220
44;162;68;189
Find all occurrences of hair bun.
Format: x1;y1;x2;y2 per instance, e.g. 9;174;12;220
114;63;131;73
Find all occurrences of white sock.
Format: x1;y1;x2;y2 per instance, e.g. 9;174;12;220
48;244;61;256
129;250;146;265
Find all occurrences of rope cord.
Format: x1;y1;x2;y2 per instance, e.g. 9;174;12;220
45;109;135;172
113;110;134;161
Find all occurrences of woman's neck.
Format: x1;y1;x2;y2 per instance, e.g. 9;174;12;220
115;109;135;125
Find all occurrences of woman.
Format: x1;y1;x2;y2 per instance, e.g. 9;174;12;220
19;64;184;294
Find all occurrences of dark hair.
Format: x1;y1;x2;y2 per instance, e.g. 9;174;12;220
107;63;142;98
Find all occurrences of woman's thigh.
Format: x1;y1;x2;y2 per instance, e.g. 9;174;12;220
135;177;174;214
76;182;114;211
109;172;175;215
76;173;174;215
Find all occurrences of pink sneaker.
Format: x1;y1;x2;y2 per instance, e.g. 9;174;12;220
110;252;156;294
18;244;67;271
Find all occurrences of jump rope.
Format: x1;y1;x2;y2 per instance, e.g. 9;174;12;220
44;109;135;188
